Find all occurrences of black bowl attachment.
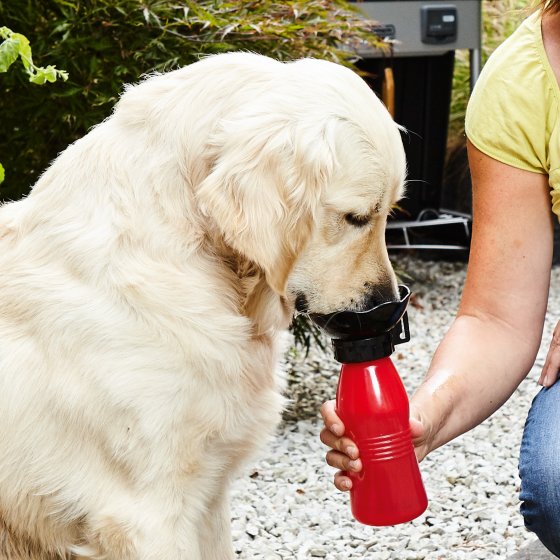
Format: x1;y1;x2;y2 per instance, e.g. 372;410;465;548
307;285;411;363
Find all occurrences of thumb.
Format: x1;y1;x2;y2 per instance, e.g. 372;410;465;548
409;407;430;462
410;415;425;440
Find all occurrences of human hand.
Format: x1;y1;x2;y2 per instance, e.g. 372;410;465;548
320;400;361;492
320;400;429;492
539;319;560;387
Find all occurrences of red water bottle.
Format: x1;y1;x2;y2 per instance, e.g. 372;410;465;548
310;285;428;526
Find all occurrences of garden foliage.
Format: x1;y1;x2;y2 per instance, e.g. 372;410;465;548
0;26;68;185
0;0;382;201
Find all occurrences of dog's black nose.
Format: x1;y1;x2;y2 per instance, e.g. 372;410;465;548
361;281;399;311
295;293;309;313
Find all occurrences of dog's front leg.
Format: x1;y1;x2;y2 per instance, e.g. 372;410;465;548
198;490;235;560
83;513;203;560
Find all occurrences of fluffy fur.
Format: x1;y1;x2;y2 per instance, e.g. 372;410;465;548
0;53;406;559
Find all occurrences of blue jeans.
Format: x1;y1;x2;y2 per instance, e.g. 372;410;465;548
519;382;560;557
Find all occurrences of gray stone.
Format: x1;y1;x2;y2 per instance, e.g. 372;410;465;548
508;539;557;559
309;549;328;558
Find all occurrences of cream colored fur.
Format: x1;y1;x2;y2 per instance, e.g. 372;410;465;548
0;53;406;559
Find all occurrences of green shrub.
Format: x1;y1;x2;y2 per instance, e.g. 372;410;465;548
0;0;382;202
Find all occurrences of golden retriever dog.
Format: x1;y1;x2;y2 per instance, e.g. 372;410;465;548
0;53;406;559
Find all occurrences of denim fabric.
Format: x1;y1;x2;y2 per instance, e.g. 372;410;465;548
519;383;560;558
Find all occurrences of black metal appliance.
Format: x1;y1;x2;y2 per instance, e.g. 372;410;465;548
351;0;482;252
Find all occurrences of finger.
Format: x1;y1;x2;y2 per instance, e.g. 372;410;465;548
538;365;551;386
540;344;560;387
540;349;560;386
540;362;559;387
320;400;344;436
540;322;560;387
334;471;353;492
326;450;362;472
319;429;359;459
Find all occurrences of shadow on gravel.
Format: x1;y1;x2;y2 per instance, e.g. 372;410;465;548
508;539;557;559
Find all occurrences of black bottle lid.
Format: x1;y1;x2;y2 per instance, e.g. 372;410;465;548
331;314;410;363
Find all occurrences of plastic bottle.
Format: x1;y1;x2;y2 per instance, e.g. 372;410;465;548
309;285;428;526
336;354;427;526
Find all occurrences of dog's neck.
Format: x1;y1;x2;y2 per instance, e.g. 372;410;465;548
207;233;293;336
241;266;293;336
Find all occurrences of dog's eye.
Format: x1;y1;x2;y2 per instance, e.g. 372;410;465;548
345;213;370;227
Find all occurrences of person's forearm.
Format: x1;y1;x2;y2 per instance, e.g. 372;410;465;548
412;312;542;455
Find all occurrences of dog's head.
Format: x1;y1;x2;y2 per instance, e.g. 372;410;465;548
195;54;406;315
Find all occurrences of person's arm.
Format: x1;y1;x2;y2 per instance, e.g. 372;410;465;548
412;141;553;456
321;141;554;490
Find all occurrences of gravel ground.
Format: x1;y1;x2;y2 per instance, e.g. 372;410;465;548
230;255;560;559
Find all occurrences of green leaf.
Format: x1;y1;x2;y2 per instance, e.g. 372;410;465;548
28;72;46;84
43;66;58;83
0;38;19;72
0;163;4;185
11;33;32;69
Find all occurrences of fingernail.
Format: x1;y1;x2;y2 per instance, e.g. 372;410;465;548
342;479;352;490
346;446;357;459
348;460;360;471
331;423;343;436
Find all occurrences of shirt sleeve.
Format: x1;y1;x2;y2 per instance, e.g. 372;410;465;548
465;19;549;175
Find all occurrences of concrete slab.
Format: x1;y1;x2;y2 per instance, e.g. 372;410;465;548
508;540;558;559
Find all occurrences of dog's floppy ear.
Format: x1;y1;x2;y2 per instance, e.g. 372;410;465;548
197;113;336;296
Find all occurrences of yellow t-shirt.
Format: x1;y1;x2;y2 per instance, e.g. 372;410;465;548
465;12;560;215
